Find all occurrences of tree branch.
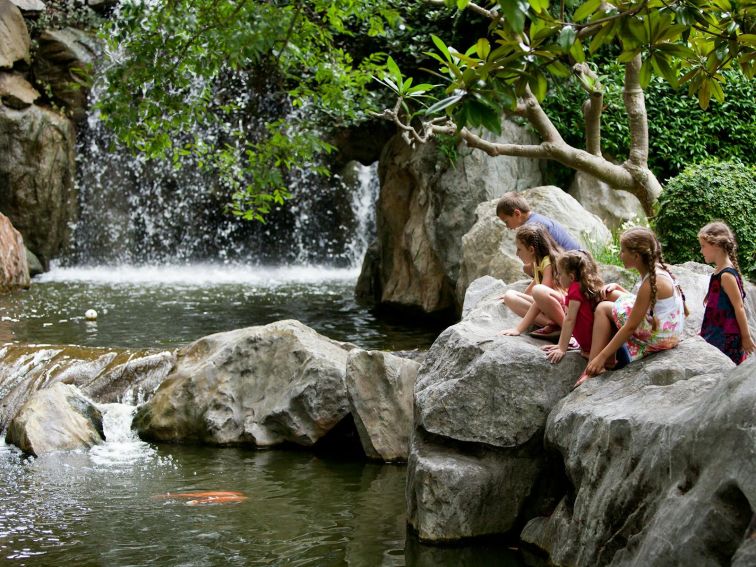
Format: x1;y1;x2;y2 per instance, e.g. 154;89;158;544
573;63;603;156
623;54;649;168
426;0;499;21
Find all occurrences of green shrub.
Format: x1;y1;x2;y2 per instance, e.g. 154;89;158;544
655;161;756;280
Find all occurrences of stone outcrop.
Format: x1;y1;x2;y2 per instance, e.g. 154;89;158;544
408;264;755;562
521;349;754;566
0;103;77;267
569;171;647;230
345;349;418;462
32;27;98;122
133;320;357;448
10;1;46;12
0;212;29;291
0;71;39;108
0;344;176;430
5;382;104;456
356;120;543;317
456;186;612;298
0;0;30;68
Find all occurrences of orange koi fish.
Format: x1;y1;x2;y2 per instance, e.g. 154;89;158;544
153;490;248;505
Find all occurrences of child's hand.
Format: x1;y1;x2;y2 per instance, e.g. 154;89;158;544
585;353;607;376
743;334;755;353
499;328;520;336
542;344;565;363
600;283;619;300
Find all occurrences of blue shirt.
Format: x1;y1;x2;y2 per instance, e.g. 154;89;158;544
526;212;581;251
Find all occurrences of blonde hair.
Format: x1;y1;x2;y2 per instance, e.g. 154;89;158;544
698;221;742;277
620;227;688;328
557;250;604;306
515;223;562;273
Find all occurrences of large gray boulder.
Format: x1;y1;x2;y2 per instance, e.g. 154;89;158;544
0;103;77;267
5;382;104;456
0;71;39;109
0;344;176;430
456;186;612;297
356;120;543;316
133;320;356;448
0;0;30;68
32;27;98;122
569;171;647;230
521;346;754;566
345;349;418;462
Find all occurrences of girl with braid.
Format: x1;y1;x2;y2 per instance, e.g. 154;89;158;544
575;228;687;389
500;224;565;336
698;222;754;364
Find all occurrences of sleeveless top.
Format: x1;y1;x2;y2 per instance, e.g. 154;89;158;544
533;256;551;285
700;266;746;364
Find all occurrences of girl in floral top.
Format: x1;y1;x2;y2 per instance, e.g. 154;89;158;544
575;228;687;389
698;221;754;364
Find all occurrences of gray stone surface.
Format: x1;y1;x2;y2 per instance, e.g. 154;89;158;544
0;104;76;268
0;0;30;68
569;171;647;230
9;0;46;11
357;120;542;315
5;382;104;456
32;27;98;122
345;349;418;462
134;320;356;447
0;71;39;108
521;344;754;566
456;185;611;298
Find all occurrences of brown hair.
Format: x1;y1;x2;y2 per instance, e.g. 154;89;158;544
496;192;531;216
557;249;604;306
698;221;743;277
620;227;688;328
515;223;562;276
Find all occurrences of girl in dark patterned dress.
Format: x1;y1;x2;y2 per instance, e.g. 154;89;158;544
698;222;754;364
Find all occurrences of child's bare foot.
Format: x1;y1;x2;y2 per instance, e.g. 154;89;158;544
499;328;521;336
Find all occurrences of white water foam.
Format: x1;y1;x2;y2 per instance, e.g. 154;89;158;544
37;264;360;286
89;403;160;468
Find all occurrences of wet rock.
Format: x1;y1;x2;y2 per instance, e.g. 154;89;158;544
25;246;43;276
0;212;29;292
0;344;175;429
569;171;647;230
0;103;76;267
32;27;98;122
456;186;611;298
521;345;754;566
134;320;356;448
0;71;39;108
9;1;45;12
5;382;104;456
345;349;418;462
357;120;542;316
0;0;30;68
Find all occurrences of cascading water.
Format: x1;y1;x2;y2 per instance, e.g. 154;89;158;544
70;57;379;268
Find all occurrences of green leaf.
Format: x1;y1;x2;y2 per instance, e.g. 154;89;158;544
457;0;470;9
425;93;465;115
573;0;602;22
431;34;453;63
570;38;585;62
557;26;577;52
639;58;652;88
497;0;528;34
476;38;491;59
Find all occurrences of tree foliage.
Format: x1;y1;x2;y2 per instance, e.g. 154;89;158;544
97;0;402;220
378;0;756;211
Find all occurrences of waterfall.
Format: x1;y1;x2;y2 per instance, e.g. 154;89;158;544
71;66;378;268
88;402;159;467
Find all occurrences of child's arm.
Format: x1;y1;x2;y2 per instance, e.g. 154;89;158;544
540;264;555;289
501;299;542;335
586;283;652;375
543;299;579;363
721;272;755;353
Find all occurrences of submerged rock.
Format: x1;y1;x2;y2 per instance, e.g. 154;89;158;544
345;349;418;462
5;382;104;456
134;320;356;448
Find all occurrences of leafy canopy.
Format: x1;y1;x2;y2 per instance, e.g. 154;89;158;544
382;0;756;136
97;0;401;220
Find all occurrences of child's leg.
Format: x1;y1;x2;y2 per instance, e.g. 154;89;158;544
531;284;565;327
587;301;615;364
503;290;535;318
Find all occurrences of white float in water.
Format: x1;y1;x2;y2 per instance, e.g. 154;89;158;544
85;309;98;320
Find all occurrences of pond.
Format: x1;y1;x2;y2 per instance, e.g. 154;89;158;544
0;405;525;566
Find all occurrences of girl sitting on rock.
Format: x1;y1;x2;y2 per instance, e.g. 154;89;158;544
698;221;754;364
542;250;604;363
575;227;687;389
500;224;565;337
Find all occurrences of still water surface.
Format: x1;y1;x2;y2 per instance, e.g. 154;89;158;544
0;265;443;350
